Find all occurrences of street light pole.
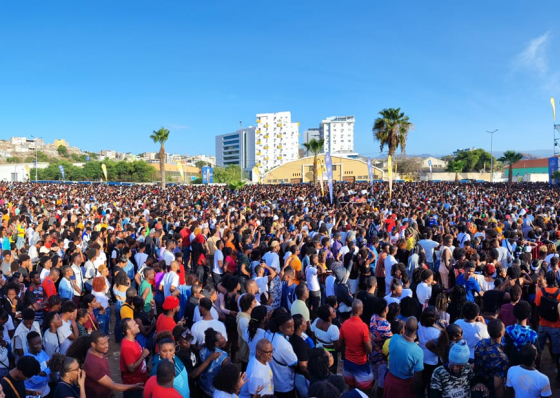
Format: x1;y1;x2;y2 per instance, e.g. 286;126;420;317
486;129;498;182
31;135;41;182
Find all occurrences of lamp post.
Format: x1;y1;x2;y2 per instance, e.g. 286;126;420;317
30;135;41;182
486;129;498;182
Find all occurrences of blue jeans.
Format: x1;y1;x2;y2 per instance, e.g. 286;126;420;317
538;325;560;355
294;373;309;398
114;301;123;343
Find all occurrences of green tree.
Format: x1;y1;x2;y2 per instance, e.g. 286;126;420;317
302;138;325;184
213;165;246;184
228;180;246;190
6;157;21;163
551;170;560;185
36;151;50;162
24;156;35;163
150;127;170;188
447;160;467;184
57;145;68;157
498;150;523;184
453;149;493;172
372;108;414;157
195;160;209;169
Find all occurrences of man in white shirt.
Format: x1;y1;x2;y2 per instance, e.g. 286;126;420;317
191;298;227;346
418;231;440;270
69;253;84;302
506;343;551;398
162;239;176;267
212;240;225;285
239;339;275;398
383;245;398;296
262;241;281;272
162;261;180;298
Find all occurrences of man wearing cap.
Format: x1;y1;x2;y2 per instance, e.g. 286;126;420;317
262;241;281;273
156;296;181;334
430;340;489;398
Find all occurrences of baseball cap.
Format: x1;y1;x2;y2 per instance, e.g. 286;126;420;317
162;296;180;311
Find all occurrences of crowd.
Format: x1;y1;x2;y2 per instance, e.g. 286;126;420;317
0;180;556;398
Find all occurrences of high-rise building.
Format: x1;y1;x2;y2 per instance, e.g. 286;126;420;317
303;128;321;156
215;127;256;169
255;112;299;172
320;116;355;155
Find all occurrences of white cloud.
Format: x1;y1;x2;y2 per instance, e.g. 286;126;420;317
513;32;550;76
168;124;189;130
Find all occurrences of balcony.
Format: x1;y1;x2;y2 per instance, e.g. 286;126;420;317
265;124;269;128
278;145;283;149
257;141;262;145
264;146;269;149
256;163;261;167
265;157;269;161
277;123;283;127
264;135;269;139
278;156;283;160
256;129;261;134
257;119;261;123
257;151;261;156
277;134;283;138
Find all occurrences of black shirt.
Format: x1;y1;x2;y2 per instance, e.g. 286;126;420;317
1;374;26;398
53;381;80;398
289;333;311;375
356;291;380;324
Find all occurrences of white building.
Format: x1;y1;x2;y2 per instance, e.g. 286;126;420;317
303;128;321;156
320;116;355;155
99;150;117;159
0;162;49;182
10;137;27;146
420;156;448;170
215;127;256;170
255;112;299;172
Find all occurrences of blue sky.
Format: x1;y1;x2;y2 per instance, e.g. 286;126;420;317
1;1;559;158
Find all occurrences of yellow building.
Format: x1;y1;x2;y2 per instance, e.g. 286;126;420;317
152;163;201;182
54;139;70;148
262;155;383;184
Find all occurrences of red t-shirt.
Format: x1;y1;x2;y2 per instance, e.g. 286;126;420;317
143;375;182;398
42;277;57;299
120;338;148;384
83;351;112;398
179;264;186;286
340;315;369;365
156;314;176;335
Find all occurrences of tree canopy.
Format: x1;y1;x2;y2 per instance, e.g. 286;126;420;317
372;108;413;157
450;148;494;172
30;160;156;182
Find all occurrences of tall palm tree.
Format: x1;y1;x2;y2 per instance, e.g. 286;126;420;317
498;150;523;184
302;138;325;184
372;108;414;157
447;160;467;184
150;127;170;188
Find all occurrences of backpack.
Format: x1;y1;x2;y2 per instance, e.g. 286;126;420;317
539;287;560;322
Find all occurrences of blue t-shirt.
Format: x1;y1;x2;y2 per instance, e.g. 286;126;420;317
456;274;481;302
388;334;424;379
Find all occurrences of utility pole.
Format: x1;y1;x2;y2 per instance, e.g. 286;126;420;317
486;129;498;182
239;121;243;181
31;135;41;182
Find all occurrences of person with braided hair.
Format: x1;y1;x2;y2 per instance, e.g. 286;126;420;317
245;305;268;359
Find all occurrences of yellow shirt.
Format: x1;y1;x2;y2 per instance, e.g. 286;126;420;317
120;303;134;320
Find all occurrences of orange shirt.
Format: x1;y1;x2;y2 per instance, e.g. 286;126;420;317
535;287;560;328
225;241;237;261
287;255;302;285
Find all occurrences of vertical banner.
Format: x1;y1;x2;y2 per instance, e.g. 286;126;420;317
428;159;433;174
202;166;214;184
387;155;393;198
101;164;108;181
58;165;66;181
367;158;373;193
177;162;185;182
317;159;325;197
552;97;556;122
252;166;261;184
548;157;559;184
325;152;333;204
86;155;90;162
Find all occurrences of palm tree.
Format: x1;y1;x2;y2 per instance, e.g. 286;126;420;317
372;108;414;157
498;151;523;184
302;138;325;184
150;127;170;188
447;160;467;184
